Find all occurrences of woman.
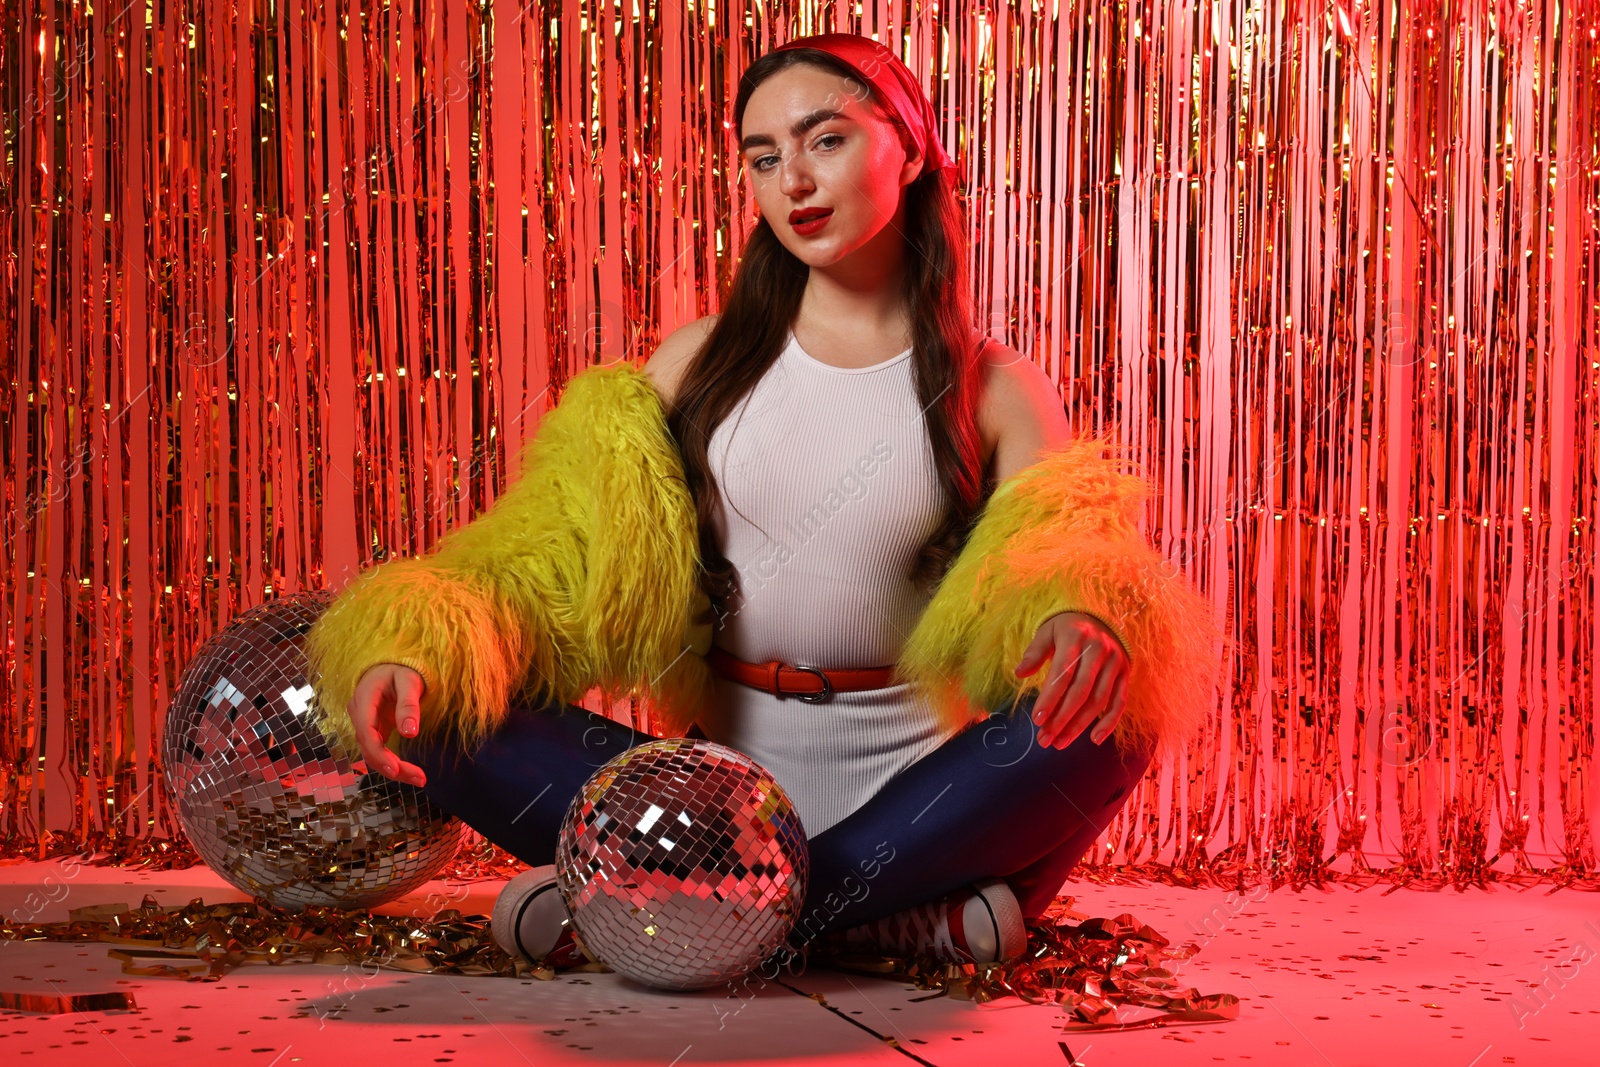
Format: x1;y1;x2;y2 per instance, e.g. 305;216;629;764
306;33;1217;973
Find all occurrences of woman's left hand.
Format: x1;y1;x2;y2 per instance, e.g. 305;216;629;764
1014;611;1130;748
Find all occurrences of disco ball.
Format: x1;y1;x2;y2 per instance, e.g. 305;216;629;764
161;590;464;911
555;738;810;991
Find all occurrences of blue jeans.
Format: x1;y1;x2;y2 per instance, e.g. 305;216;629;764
398;692;1152;938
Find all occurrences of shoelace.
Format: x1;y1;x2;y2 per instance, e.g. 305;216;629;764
850;891;967;961
916;896;967;960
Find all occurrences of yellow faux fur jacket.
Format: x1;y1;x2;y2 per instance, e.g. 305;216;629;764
304;362;1221;763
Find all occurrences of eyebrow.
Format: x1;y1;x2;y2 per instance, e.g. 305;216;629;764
739;109;852;152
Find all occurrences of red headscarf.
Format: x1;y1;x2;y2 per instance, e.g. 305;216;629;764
771;32;957;174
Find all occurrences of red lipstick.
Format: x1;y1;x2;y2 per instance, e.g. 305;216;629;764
789;207;833;235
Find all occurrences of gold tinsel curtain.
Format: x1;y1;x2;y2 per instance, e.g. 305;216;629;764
1;0;1594;887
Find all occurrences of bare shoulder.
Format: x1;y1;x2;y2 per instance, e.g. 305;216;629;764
977;339;1072;484
976;339;1044;436
992;344;1067;408
642;313;721;407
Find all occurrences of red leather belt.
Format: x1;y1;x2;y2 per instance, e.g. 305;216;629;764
706;644;898;703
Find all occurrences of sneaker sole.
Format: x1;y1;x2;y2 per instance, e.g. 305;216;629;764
491;865;566;961
969;877;1027;963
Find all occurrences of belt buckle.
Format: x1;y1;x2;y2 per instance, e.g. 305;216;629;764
789;664;833;703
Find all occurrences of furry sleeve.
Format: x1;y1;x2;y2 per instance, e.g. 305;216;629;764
891;435;1223;758
304;363;711;758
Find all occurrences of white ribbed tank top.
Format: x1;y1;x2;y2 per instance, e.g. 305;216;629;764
697;328;961;836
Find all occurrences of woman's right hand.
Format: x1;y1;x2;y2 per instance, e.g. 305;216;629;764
349;664;428;787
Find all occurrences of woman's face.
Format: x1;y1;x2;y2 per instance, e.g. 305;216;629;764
738;63;923;268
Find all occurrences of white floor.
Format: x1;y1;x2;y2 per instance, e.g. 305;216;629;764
1;860;1595;1065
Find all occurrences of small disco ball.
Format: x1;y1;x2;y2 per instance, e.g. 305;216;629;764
555;738;809;991
161;590;464;911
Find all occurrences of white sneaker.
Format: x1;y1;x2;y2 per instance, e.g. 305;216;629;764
822;876;1028;965
490;865;589;967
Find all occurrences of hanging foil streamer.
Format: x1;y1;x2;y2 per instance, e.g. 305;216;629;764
0;1;1594;894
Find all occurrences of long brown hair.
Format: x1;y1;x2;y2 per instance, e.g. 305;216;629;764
666;47;989;626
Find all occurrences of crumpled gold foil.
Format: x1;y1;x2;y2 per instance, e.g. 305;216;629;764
793;898;1240;1030
0;891;567;983
437;833;531;881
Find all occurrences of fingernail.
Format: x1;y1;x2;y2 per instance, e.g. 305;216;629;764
402;720;416;736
